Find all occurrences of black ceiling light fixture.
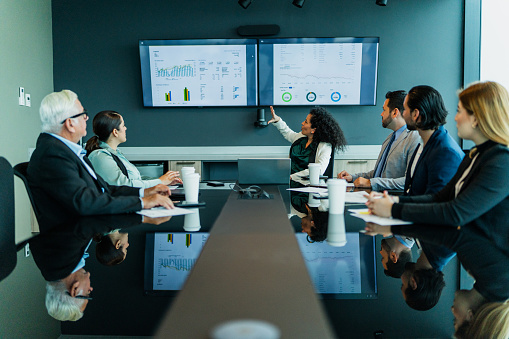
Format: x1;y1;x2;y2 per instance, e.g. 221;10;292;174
238;0;253;9
292;0;305;8
376;0;388;6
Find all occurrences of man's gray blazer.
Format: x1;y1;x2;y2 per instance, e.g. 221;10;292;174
352;128;421;191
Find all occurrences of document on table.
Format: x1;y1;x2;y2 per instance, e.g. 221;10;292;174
345;191;370;203
348;208;413;226
287;187;328;194
137;206;194;218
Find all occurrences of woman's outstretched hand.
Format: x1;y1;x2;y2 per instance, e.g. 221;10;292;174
267;106;281;124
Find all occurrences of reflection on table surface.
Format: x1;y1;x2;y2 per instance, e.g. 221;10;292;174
25;185;459;338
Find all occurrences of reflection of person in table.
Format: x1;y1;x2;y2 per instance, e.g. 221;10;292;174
94;230;130;266
365;222;509;338
289;190;329;242
268;106;347;186
299;203;329;243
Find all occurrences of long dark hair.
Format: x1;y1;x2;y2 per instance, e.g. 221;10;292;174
309;107;347;151
93;233;126;266
85;110;122;156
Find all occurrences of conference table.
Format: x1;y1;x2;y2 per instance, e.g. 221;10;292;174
53;184;373;338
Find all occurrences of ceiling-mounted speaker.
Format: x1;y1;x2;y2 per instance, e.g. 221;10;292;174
238;0;252;9
237;24;280;37
293;0;305;8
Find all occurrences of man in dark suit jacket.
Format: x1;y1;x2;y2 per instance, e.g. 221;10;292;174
402;85;464;196
28;90;174;232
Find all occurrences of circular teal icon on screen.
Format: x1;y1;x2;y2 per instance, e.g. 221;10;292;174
282;92;292;102
306;92;317;102
331;92;341;102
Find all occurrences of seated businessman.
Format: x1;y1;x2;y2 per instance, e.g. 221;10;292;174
28;90;173;231
338;90;420;191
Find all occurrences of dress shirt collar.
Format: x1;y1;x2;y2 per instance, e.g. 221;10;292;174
394;234;415;248
394;124;407;141
48;133;85;157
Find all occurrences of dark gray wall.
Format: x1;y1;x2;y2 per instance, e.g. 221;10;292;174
52;0;464;147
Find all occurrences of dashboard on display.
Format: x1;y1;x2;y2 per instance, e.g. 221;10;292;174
258;37;379;106
139;39;258;107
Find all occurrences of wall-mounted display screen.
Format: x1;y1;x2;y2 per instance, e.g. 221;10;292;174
139;39;258;107
258;37;379;106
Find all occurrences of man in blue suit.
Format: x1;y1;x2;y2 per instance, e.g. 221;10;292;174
402;85;464;196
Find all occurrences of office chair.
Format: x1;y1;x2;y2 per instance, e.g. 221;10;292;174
13;162;41;222
13;162;40;250
0;157;17;281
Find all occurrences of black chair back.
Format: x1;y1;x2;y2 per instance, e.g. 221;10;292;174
0;157;16;281
13;162;41;221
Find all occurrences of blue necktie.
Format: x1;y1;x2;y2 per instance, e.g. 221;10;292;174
374;132;396;178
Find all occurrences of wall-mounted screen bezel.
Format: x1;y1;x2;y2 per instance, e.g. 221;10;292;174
258;37;379;106
139;39;258;107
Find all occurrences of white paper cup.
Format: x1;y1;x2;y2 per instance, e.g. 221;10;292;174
183;172;200;203
327;213;347;247
327;179;347;214
211;319;280;339
183;208;201;232
180;167;196;186
308;163;321;185
308;192;320;207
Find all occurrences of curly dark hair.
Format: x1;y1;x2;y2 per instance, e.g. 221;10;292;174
307;207;329;243
309;107;347;151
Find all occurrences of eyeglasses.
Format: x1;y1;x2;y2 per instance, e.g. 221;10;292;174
66;291;93;300
61;110;88;124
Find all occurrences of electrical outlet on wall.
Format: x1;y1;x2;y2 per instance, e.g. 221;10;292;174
25;93;31;107
19;87;25;106
24;243;30;257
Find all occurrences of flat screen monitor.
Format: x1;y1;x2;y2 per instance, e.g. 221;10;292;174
139;39;258;107
258;37;379;106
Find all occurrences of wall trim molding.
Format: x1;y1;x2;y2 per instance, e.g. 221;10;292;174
119;145;382;161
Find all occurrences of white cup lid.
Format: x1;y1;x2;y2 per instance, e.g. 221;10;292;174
211;319;280;339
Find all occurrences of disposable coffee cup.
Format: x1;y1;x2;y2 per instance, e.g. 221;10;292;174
327;179;347;214
327;213;347;247
211;319;280;339
308;163;321;185
183;172;200;203
180;167;196;186
183;208;201;232
308;192;320;207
